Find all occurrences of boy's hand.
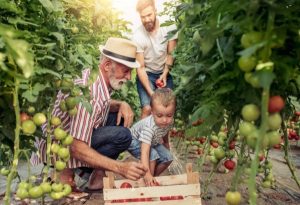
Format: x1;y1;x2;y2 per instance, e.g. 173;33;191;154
119;161;147;180
143;172;158;186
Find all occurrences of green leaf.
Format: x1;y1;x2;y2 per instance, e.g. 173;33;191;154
80;100;93;114
38;0;54;13
22;90;38;102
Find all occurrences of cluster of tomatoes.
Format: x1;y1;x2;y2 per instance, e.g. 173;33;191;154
17;112;74;200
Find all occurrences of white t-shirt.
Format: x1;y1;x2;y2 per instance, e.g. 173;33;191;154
132;22;177;74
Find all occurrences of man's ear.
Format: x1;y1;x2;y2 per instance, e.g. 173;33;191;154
102;59;112;72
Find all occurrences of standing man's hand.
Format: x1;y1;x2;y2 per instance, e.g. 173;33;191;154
119;161;147;180
117;101;134;127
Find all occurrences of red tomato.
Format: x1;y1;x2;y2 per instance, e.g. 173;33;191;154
268;95;285;113
120;182;132;189
273;144;281;149
295;111;300;116
224;159;236;170
199;137;206;144
229;140;236;150
258;153;265;161
155;79;164;88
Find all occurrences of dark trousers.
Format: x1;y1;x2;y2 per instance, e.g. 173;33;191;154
78;112;132;174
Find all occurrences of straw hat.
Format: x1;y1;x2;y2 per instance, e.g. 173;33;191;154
99;37;140;68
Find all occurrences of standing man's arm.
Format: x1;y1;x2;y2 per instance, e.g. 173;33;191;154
136;53;155;96
160;39;177;87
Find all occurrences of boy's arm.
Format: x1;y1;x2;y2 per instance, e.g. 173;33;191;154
141;142;157;186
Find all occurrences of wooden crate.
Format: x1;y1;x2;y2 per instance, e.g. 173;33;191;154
103;163;201;204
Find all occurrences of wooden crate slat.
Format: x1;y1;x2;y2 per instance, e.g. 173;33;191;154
113;174;188;188
103;184;200;200
105;197;202;205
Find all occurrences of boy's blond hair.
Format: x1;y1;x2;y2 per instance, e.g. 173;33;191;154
150;88;176;108
136;0;155;13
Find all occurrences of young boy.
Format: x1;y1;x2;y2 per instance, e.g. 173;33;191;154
128;88;176;186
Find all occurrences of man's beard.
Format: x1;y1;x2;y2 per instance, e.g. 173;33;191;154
109;74;126;90
144;18;156;32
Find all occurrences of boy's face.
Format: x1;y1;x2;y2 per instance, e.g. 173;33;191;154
152;101;175;128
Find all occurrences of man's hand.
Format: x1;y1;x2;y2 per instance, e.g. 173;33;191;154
117;101;134;127
118;161;147;180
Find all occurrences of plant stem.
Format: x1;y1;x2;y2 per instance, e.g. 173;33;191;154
232;139;246;191
248;87;270;205
4;78;20;205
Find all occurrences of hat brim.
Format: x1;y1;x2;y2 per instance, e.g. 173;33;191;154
99;45;140;69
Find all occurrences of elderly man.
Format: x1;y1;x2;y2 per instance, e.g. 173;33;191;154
31;37;147;194
132;0;177;119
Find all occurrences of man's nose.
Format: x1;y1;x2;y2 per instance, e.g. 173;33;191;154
125;70;132;80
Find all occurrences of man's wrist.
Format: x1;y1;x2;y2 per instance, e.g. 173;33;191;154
165;63;173;71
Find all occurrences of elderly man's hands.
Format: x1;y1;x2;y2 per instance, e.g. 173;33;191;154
117;101;134;127
119;161;147;180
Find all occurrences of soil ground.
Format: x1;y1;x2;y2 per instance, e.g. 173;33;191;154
1;142;300;205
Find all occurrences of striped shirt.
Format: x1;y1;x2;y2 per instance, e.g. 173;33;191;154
130;115;171;145
30;69;111;168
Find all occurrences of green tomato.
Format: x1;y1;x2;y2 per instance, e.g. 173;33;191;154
225;191;242;205
54;127;67;140
262;180;272;188
0;167;10;176
50;191;64;200
241;32;262;48
28;186;43;199
218;131;227;139
51;183;64;192
268;113;282;130
65;97;77;110
214;148;225;160
58;147;70;159
40;182;52;193
239;122;256;137
62;134;74;146
27;106;35;114
18;181;30;190
266;131;281;147
55;161;66;171
59;100;68;112
62;184;72;196
22;120;37;135
51;116;61;126
241;104;260;122
68;107;78;116
51;143;60;154
238;56;257;72
33;113;47;126
246;130;259;149
16;188;29;199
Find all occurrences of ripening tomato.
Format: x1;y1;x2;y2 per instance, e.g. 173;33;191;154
120;182;132;188
241;104;260;122
211;141;219;148
224;159;236;170
229;140;236;150
225;191;242;205
268;96;285;113
20;112;31;122
214;148;225;160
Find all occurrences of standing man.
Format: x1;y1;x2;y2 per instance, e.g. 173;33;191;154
31;37;147;193
132;0;177;119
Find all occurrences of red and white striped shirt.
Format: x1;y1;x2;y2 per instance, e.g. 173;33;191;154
31;69;111;168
